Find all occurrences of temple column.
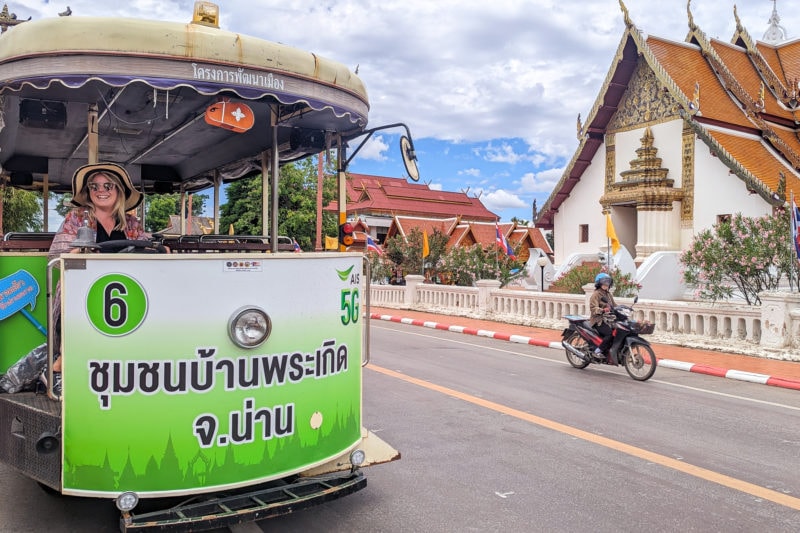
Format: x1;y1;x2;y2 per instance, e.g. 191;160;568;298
635;204;681;261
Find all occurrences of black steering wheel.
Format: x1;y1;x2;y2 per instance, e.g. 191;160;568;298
97;239;168;254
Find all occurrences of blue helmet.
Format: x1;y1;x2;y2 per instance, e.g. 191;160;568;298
595;273;613;289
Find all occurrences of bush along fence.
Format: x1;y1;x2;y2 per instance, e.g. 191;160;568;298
370;275;800;361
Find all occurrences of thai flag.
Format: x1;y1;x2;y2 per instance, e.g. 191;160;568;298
366;235;383;255
504;234;516;260
792;196;800;266
495;223;508;254
496;223;516;260
293;240;302;253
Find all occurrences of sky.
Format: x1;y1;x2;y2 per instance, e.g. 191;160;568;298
13;0;800;225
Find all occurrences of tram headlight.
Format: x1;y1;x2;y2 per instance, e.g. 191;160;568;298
116;491;139;512
228;306;271;348
349;449;366;467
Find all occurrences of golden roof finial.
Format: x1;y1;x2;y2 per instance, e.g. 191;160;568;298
687;0;697;32
619;0;632;27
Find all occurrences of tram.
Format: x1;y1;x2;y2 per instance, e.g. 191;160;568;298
0;3;412;530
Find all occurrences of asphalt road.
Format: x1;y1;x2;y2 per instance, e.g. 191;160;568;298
2;322;799;532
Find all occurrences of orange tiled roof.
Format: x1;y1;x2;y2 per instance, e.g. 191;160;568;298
330;172;498;222
447;225;470;247
775;40;800;85
707;130;800;199
646;36;754;130
386;216;461;242
510;227;553;255
384;217;547;258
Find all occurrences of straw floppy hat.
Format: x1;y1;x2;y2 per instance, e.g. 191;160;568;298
71;162;143;211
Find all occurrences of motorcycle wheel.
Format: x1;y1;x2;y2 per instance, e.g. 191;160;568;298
622;343;657;381
564;332;590;369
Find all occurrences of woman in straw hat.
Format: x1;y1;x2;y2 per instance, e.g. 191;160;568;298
49;162;149;258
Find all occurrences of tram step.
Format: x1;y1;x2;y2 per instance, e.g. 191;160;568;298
120;470;366;532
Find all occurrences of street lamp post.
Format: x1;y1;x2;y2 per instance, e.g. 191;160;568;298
536;256;548;292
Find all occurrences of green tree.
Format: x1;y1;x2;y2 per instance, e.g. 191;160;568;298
681;212;799;305
219;175;263;235
277;159;337;250
53;193;72;218
144;193;207;233
219;157;338;249
1;186;42;232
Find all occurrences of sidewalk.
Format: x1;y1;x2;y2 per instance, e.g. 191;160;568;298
370;306;800;391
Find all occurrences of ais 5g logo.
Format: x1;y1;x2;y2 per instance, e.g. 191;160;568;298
336;264;360;326
86;274;148;336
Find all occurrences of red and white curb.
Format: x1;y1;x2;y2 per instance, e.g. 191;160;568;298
369;313;800;391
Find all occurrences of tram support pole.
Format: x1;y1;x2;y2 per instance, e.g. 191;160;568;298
338;134;348;251
269;105;279;253
87;104;99;165
213;169;220;234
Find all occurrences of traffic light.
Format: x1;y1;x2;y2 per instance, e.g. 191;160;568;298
338;222;355;247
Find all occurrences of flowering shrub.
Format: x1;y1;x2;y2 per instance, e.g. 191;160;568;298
549;264;640;297
374;231;525;287
680;212;800;305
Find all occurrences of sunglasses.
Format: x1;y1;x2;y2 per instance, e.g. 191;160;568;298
87;182;117;192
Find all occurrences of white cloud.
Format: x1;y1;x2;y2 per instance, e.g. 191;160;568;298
480;189;528;211
428;182;443;191
459;168;481;177
483;142;527;164
353;135;389;162
519;168;564;193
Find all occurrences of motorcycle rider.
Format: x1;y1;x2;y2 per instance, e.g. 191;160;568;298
589;272;617;363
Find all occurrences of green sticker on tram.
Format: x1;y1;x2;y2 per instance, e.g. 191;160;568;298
86;273;147;336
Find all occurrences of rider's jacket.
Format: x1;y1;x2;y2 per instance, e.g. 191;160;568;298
589;287;616;328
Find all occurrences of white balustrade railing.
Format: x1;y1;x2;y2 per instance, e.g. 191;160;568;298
369;275;800;360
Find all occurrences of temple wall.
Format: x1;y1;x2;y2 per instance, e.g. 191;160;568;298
691;135;772;234
552;147;606;261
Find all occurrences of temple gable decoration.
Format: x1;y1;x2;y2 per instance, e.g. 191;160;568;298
601;127;683;211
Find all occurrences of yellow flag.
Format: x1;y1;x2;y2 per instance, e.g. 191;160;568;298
325;236;338;250
422;230;430;258
606;214;620;255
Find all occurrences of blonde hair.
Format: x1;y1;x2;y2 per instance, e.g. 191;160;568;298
85;171;128;232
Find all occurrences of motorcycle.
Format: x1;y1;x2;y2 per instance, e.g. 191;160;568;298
561;297;657;381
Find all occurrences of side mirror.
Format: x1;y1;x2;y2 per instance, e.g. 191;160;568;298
400;135;419;182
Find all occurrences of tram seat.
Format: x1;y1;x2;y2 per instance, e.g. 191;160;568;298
156;234;294;253
0;232;55;252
